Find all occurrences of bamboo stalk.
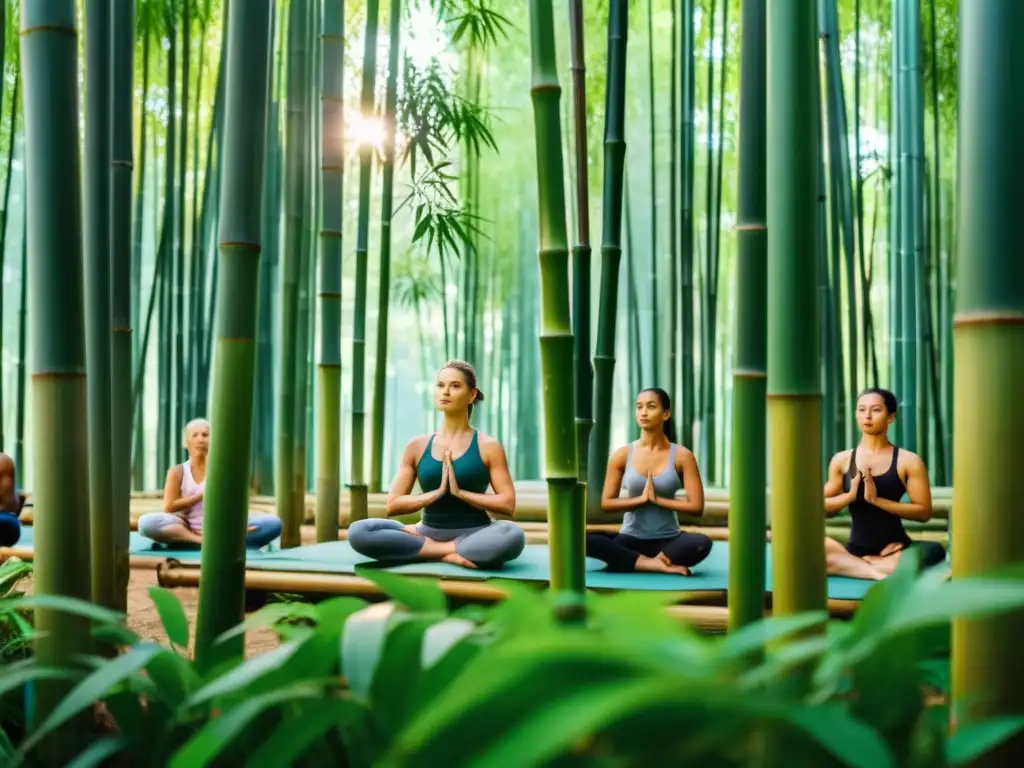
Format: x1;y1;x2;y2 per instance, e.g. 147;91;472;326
19;0;93;739
348;0;381;523
528;0;584;606
109;0;136;613
193;0;274;670
950;1;1024;760
679;0;696;448
315;0;345;541
766;0;826;618
586;0;628;516
728;0;767;631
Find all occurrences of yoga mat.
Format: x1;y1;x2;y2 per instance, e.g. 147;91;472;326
12;526;278;562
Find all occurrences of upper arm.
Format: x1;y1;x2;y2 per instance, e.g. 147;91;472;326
481;437;515;502
902;452;932;517
164;466;183;510
823;452;848;496
601;447;629;501
676;447;704;511
387;438;424;502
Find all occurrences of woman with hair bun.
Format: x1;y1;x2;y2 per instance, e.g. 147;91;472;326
586;387;713;575
348;360;526;569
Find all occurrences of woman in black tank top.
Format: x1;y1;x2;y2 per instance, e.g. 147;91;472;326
820;388;945;580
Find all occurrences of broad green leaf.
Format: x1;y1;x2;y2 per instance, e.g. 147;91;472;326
946;717;1024;765
63;736;128;768
184;639;302;708
148;587;190;649
14;643;166;760
213;600;318;644
353;567;447;614
342;602;405;700
246;699;367;768
891;575;1024;634
718;611;829;661
420;617;476;669
3;594;125;625
91;623;140;647
0;659;81;700
168;682;329;768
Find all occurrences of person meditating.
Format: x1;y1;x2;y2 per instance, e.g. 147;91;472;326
0;453;25;548
137;418;282;549
822;387;945;580
586;387;713;575
348;360;526;569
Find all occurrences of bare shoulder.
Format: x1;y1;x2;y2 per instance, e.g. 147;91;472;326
897;447;927;473
477;432;508;460
165;464;183;482
402;434;433;462
675;443;697;463
609;444;631;467
829;449;854;472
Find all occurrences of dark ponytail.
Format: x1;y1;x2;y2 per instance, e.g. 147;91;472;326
640;387;677;444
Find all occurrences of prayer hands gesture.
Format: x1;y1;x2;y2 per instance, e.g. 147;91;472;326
862;468;877;503
429;455;450;503
643;470;657;505
443;451;462;499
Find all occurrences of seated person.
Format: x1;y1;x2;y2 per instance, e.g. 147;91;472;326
348;360;526;569
823;387;946;580
0;453;25;548
586;387;713;575
138;418;282;549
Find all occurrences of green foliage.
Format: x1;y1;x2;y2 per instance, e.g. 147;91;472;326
0;558;33;663
2;551;1023;766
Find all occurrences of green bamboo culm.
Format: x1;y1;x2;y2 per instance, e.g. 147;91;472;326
586;0;628;520
276;0;310;547
84;0;115;610
528;0;584;609
348;0;380;524
766;0;826;619
315;0;345;543
369;0;403;494
194;0;275;670
19;0;93;741
950;1;1024;762
109;0;136;612
728;0;767;631
568;0;593;490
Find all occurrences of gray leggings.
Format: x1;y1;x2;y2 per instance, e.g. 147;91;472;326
348;518;526;567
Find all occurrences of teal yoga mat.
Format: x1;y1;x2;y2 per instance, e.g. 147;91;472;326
12;526;883;600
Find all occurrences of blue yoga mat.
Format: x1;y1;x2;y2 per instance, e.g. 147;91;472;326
13;526;278;562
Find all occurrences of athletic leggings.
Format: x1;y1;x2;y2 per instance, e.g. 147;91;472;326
586;531;713;572
0;512;21;547
348;518;527;568
137;511;282;549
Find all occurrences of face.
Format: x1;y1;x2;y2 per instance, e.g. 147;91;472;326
435;368;476;414
635;391;669;433
855;393;895;435
185;422;211;456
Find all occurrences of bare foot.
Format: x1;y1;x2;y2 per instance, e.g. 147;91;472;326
635;555;691;576
441;552;478;569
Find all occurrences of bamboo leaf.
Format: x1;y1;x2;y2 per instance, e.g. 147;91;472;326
245;699;369;768
64;736;129;768
2;594;126;625
213;601;318;644
147;587;190;649
946;717;1024;765
185;639;303;708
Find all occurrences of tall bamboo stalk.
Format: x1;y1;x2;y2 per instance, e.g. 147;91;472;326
84;0;115;610
586;0;628;519
369;0;402;495
315;0;344;541
950;2;1024;761
529;0;584;607
645;0;658;387
728;0;767;631
568;0;593;487
766;0;826;618
348;0;380;523
679;0;696;447
20;0;93;736
194;0;274;671
110;0;136;613
276;0;310;546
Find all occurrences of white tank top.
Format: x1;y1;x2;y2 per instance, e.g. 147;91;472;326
180;460;205;532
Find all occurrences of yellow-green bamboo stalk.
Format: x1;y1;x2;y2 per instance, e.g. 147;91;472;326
528;0;584;608
315;0;344;542
950;2;1024;761
766;0;826;618
19;0;93;738
194;0;275;670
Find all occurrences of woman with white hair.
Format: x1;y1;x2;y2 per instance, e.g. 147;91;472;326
137;418;282;549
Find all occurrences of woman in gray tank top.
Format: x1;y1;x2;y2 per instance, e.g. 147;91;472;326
586;388;713;574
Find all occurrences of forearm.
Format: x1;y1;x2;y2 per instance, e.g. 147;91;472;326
165;494;201;514
872;497;931;522
652;497;703;516
456;490;515;518
824;491;855;516
386;491;439;516
600;496;646;514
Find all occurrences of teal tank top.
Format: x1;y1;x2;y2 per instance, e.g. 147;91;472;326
417;431;491;529
619;442;683;540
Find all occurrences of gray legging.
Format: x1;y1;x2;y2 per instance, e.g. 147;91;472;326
348;518;526;568
137;511;282;549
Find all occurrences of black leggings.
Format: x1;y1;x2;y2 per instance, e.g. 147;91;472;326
586;531;713;572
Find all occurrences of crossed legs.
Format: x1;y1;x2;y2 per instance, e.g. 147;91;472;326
348;518;527;569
